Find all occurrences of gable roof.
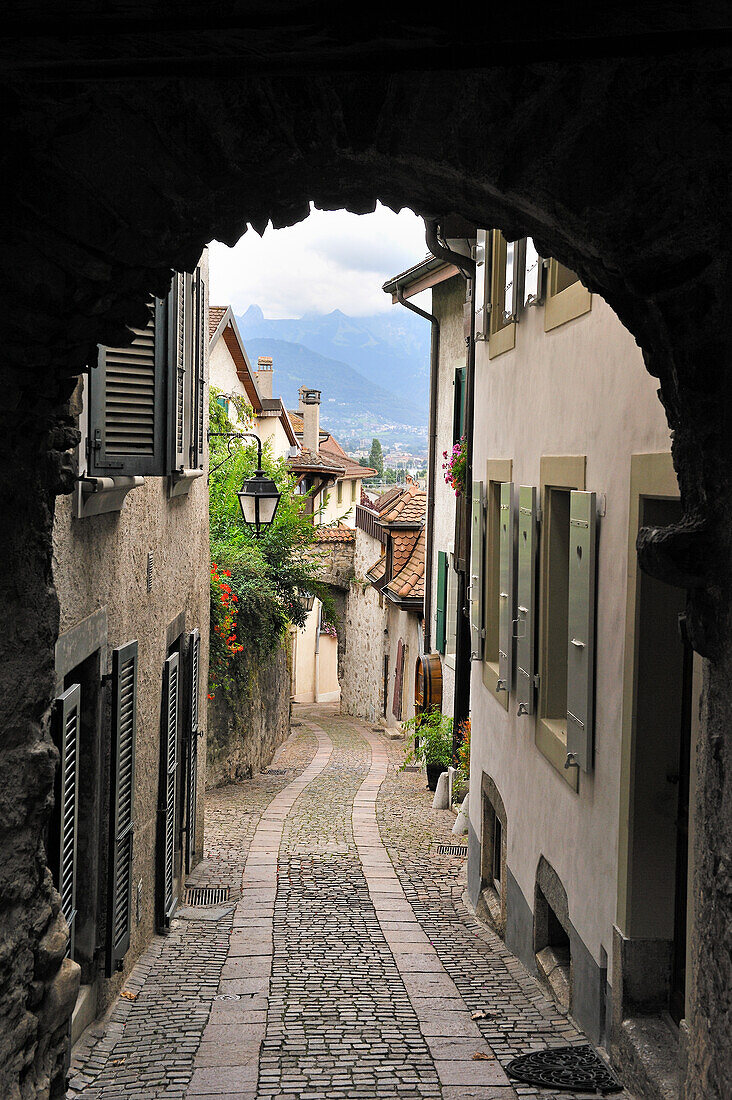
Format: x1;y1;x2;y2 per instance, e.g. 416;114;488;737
209;305;262;412
384;527;425;607
379;482;426;526
320;434;377;479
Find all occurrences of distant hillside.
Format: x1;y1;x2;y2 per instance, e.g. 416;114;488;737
242;338;425;432
236;305;431;408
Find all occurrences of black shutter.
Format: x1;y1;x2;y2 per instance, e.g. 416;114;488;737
192;272;206;470
107;641;137;974
186;629;200;873
54;684;80;959
169;274;192;472
159;652;179;927
88;298;167;477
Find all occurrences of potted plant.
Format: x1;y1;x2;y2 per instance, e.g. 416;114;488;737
442;436;467;496
400;707;453;790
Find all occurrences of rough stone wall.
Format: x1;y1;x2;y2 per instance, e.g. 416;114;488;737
1;19;731;1097
206;639;290;788
341;528;388;723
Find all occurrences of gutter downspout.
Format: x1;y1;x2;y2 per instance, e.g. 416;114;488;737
424;222;476;756
395;281;439;653
313;599;322;703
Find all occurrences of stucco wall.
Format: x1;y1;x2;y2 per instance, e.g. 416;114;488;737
206;638;290;787
341;527;388;722
385;605;423;730
291;599;341;703
320;476;360;526
429;275;465;711
469;288;673;984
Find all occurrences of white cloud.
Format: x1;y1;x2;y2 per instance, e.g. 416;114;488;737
208;202;428;318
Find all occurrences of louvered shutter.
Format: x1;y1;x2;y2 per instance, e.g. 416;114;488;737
54;684;80;959
470;481;485;659
392;639;404;719
567;491;598;771
88;300;167;477
107;641;137;974
435;551;447;654
497;482;515;693
186;630;200;873
159;652;179;926
192;271;206;469
169;273;192;471
453;367;466;443
516;486;538;716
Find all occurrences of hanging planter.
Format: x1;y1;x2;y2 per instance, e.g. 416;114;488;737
443;436;467;496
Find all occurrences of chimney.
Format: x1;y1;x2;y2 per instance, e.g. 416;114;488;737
255;355;273;399
298;385;310;414
301;388;321;453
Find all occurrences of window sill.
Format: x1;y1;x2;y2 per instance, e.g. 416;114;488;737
544;281;592;331
445;654;456;671
168;468;204;499
482;658;509;711
488;321;516;359
74;475;145;518
536;717;579;791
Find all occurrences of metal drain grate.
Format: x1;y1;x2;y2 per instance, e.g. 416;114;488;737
184;886;231;906
505;1045;622;1093
265;768;288;775
437;843;468;857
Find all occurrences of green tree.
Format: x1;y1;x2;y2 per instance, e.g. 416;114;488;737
369;437;384;477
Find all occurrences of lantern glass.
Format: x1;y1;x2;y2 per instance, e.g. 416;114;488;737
236;471;280;534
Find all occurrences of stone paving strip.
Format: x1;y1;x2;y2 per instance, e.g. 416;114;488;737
187;725;333;1100
355;725;519;1100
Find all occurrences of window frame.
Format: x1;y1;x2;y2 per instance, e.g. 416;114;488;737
445;548;458;671
481;459;512;710
488;231;517;359
544;259;592;332
536;455;586;790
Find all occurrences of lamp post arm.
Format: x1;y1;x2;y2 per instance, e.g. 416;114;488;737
207;431;263;476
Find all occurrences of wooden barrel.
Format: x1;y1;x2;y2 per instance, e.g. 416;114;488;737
414;652;443;714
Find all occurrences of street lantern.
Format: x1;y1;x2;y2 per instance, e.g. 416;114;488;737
299;590;316;613
208;429;280;537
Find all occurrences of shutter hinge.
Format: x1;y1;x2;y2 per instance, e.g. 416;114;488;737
92;429;102;451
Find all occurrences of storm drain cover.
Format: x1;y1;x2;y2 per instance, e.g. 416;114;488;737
265;768;288;775
184;886;231;906
505;1045;622;1093
437;843;468;857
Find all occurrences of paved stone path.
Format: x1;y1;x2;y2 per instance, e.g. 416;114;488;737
68;707;632;1100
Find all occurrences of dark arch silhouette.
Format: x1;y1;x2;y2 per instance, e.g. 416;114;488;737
1;14;730;1098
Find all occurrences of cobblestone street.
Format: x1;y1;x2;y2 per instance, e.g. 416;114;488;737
68;708;632;1100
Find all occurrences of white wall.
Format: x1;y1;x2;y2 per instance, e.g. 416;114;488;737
469;288;673;973
209;338;251;426
292;598;340;703
319;477;360;526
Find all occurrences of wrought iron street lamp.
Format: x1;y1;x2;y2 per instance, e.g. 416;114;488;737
208;431;280;537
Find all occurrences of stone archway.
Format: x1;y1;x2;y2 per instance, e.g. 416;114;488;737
1;14;731;1098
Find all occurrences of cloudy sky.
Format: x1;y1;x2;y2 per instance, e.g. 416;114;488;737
209;202;428;318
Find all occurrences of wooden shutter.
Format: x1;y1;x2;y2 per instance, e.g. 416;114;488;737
169;273;192;471
516;486;538;716
435;551;447;654
191;271;206;469
497;482;515;693
159;652;179;926
107;641;137;974
453;367;466;443
470;481;485;660
567;491;598;771
54;684;80;959
186;630;200;873
89;299;167;477
392;639;404;719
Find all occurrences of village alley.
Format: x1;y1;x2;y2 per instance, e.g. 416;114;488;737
67;709;631;1100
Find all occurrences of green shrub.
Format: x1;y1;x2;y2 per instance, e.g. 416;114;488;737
400;707;453;770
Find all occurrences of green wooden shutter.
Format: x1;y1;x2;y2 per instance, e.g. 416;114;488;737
516;485;538;717
453;367;466;443
435;551;447;654
88;298;167;477
497;482;515;693
107;640;137;974
191;270;206;470
392;639;405;719
159;652;179;927
54;684;80;959
470;481;485;660
186;630;200;874
567;491;598;771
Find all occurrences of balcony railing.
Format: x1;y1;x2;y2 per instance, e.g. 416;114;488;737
355;504;387;545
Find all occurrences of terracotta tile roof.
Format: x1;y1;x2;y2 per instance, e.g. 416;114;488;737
314;524;356;543
288;447;345;477
384;527;425;604
366;553;386;585
288;409;328;439
375;486;403;513
391;528;420;574
379;482;426;526
320;434;376;479
209;305;227;339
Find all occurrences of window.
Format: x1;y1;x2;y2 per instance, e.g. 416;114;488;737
337;480;343;505
435;551;448;654
453;367;466;443
489;231;517;358
536;455;586;789
351;480;357;503
87;265;206;482
544;258;591;331
445;553;458;670
480;776;507;937
481;461;513;709
216;395;229;414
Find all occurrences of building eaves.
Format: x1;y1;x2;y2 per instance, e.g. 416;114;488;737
384;527;425;607
382;254;461;302
209;305;262;413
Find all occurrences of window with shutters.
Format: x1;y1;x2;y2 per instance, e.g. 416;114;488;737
481;462;513;709
435;550;448;654
351;480;357;503
536;455;586;789
51;684;81;960
469;481;485;661
108;641;137;974
185;629;200;874
489;230;517;359
452;367;466;444
337;480;343;505
445;552;458;671
544;258;591;331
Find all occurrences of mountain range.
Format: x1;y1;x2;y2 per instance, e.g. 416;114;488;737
235;305;431;441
